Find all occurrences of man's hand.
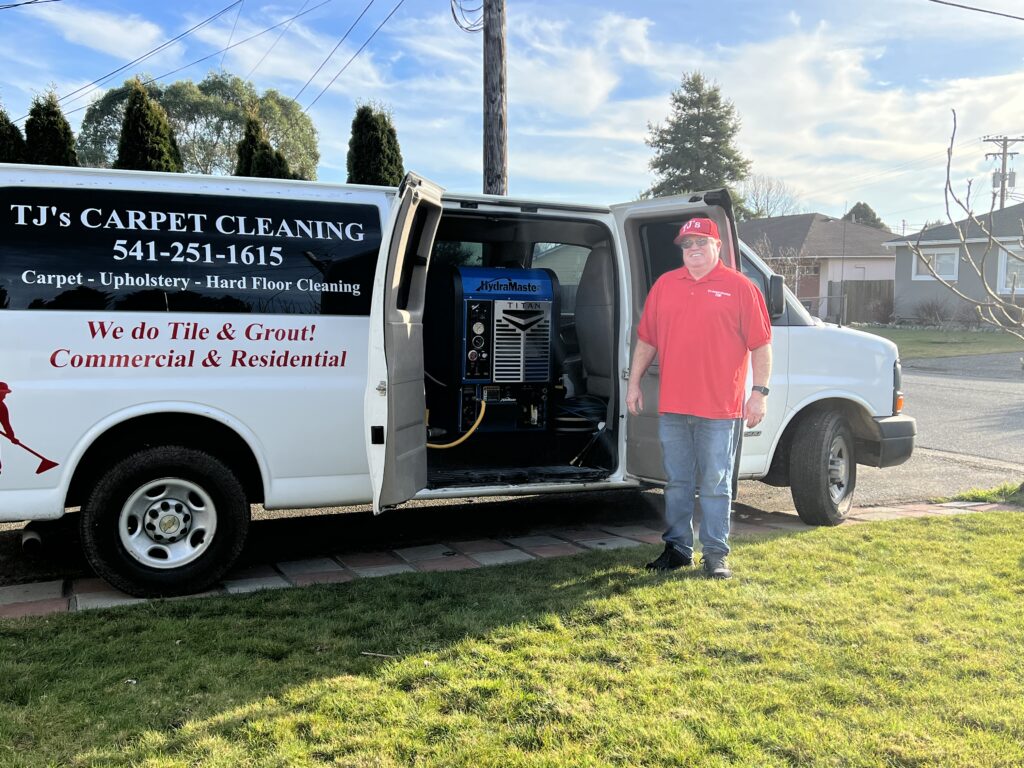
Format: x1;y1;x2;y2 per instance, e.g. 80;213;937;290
626;384;644;416
744;392;767;428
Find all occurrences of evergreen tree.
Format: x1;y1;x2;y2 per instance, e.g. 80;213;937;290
346;104;404;186
78;72;319;177
114;79;183;172
251;146;292;179
25;91;78;166
646;72;750;198
843;202;889;231
0;103;27;163
234;113;292;179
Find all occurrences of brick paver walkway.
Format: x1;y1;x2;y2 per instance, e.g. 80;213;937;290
1;501;1020;619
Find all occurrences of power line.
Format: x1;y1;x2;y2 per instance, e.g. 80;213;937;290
245;0;310;79
926;0;1024;23
293;0;377;102
54;0;334;122
221;0;245;70
0;0;61;9
800;136;984;200
64;3;241;110
303;0;407;112
13;1;243;122
451;0;483;31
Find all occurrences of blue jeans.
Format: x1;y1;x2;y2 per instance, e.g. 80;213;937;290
658;413;740;559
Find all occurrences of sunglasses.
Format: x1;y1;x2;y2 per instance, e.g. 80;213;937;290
680;237;710;249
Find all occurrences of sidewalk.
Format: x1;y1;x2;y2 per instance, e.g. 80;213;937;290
2;500;1020;619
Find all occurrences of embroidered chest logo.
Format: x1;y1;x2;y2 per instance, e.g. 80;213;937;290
707;289;732;298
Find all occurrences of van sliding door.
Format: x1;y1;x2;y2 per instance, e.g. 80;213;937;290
366;173;444;512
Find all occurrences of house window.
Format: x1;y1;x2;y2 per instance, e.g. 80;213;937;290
998;249;1024;294
912;248;958;281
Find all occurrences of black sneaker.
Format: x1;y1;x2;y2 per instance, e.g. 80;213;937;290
700;554;732;580
645;544;692;571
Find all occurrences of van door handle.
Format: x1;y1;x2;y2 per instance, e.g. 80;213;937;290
376;381;387;395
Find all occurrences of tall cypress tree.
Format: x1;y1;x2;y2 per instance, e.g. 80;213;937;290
114;79;183;172
25;91;78;166
0;103;27;163
234;112;292;179
346;104;404;186
646;72;750;198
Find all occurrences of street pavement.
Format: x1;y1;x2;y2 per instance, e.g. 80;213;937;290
3;498;1019;619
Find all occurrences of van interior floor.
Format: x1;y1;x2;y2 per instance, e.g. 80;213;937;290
427;465;610;490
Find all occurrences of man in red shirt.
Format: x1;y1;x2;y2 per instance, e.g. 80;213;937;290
627;217;772;579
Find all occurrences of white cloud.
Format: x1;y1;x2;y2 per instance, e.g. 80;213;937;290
30;4;178;64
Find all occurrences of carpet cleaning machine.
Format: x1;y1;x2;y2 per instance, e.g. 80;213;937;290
424;266;559;448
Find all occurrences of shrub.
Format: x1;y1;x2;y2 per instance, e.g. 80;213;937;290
912;297;953;326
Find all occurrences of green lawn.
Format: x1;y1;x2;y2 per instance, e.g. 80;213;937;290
945;481;1024;507
2;513;1024;767
857;325;1024;359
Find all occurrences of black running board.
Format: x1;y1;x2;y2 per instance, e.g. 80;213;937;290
427;465;610;489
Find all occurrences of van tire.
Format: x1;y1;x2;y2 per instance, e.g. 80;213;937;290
789;409;856;526
81;446;250;598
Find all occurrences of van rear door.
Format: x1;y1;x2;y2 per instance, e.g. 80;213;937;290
366;173;444;512
610;191;740;483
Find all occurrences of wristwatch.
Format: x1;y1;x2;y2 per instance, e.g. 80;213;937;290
751;385;770;396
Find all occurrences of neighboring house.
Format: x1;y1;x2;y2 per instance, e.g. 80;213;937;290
886;201;1024;324
739;213;895;321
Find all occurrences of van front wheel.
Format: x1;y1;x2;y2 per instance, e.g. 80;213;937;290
81;446;250;597
789;409;857;526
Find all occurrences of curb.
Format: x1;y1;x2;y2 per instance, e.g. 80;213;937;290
2;501;1020;619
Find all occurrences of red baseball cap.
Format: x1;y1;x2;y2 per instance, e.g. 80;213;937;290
673;217;720;245
0;382;10;393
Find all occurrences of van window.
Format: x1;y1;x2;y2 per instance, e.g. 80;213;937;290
740;253;767;297
431;240;483;267
639;221;684;286
531;242;590;316
0;187;382;315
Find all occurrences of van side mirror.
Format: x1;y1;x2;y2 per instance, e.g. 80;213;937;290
768;274;785;318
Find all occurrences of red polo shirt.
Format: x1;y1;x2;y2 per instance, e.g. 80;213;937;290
637;261;772;418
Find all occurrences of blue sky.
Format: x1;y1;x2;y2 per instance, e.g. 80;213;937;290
2;0;1024;232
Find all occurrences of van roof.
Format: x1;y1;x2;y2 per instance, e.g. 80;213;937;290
0;163;613;214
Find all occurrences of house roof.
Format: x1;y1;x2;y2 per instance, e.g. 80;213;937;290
886;200;1024;244
738;213;894;259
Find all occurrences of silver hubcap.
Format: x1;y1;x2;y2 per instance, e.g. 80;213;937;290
119;478;217;569
827;434;851;504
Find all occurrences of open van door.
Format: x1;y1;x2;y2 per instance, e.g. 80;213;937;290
610;190;740;484
366;173;445;512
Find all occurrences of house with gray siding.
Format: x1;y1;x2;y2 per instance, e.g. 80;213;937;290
739;213;894;321
886;201;1024;324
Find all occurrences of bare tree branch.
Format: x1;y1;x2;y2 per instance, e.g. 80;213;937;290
738;174;803;219
908;110;1024;341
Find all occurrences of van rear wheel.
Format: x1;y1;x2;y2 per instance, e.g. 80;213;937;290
789;409;856;526
81;446;249;597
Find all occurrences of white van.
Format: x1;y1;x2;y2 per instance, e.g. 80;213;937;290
0;165;915;596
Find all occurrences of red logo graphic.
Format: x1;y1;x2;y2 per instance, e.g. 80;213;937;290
0;382;59;475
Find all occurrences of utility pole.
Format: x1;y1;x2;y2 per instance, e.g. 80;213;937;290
450;0;508;195
482;0;507;195
983;135;1024;209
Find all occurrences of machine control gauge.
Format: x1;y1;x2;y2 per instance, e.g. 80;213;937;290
472;321;485;335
